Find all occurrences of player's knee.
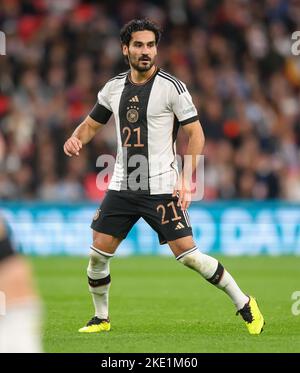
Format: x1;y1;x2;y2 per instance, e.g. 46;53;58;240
92;232;120;254
177;248;204;271
1;256;31;283
89;248;109;267
88;236;117;289
87;247;113;285
0;256;37;302
176;247;219;280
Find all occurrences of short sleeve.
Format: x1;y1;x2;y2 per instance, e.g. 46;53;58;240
170;83;198;126
89;82;113;124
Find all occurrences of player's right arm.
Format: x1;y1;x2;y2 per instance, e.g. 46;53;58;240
63;116;104;157
64;80;113;157
64;81;112;157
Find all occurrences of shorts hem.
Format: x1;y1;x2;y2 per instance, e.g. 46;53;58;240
159;230;193;245
90;224;127;240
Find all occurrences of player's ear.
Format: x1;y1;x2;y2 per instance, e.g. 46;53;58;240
122;44;128;57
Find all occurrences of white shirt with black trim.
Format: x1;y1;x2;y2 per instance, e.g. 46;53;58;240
89;68;198;194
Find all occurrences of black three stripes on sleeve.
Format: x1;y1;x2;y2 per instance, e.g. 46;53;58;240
158;70;186;95
158;71;198;125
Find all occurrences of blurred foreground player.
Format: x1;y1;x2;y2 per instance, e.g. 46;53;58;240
0;217;42;352
64;19;264;335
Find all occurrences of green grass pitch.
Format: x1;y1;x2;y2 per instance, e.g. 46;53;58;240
30;255;300;353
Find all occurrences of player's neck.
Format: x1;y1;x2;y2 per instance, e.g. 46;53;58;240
130;65;156;84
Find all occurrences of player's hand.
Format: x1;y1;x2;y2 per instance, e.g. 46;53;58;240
63;136;82;157
172;177;192;211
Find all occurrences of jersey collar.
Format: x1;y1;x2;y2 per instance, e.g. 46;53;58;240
127;66;159;86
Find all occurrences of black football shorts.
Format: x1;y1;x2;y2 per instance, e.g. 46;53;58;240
91;190;193;244
0;217;15;262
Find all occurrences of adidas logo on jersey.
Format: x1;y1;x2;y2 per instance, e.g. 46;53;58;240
175;222;185;230
129;96;139;102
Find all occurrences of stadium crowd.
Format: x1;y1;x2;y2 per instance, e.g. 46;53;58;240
0;0;300;201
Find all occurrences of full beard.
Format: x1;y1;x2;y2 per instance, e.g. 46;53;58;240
129;56;155;72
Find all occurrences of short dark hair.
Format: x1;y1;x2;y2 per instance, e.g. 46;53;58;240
120;19;162;46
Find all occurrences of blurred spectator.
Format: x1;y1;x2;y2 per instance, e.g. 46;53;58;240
0;0;300;201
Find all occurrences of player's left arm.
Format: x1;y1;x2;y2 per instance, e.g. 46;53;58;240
172;120;205;210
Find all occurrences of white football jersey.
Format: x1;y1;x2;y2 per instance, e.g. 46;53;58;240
89;67;198;194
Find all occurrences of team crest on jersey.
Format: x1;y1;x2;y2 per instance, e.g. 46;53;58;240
126;105;139;123
93;208;101;221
